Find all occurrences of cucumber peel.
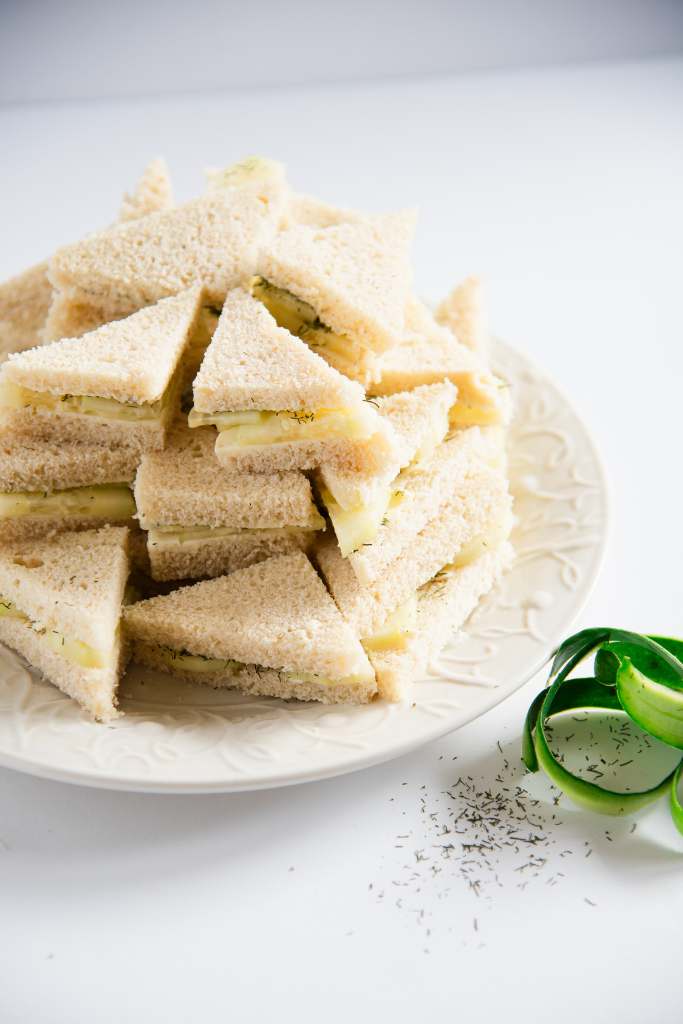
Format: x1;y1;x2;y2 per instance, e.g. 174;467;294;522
524;628;683;835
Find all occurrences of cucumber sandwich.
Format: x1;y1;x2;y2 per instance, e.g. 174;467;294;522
316;381;457;559
135;419;325;582
0;433;138;543
0;526;130;721
0;288;204;452
124;550;377;705
253;210;416;387
189;287;399;475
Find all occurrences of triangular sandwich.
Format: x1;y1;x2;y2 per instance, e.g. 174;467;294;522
48;183;284;326
189;288;397;474
0;526;130;720
252;211;416;385
134;419;324;581
124;550;377;704
0;288;204;451
316;382;456;557
44;158;176;342
370;542;514;701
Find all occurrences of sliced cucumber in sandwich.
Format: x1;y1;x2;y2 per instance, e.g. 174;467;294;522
0;596;110;669
0;484;135;521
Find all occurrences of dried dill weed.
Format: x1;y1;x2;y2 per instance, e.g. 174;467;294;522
369;714;675;949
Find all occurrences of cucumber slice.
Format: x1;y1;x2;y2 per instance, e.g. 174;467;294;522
362;597;417;653
0;484;135;521
0;382;166;423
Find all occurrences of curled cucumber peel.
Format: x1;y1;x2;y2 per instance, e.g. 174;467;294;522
523;628;683;835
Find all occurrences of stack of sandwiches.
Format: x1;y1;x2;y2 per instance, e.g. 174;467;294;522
0;156;513;722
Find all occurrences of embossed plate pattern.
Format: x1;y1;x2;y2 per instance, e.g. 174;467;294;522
0;340;608;792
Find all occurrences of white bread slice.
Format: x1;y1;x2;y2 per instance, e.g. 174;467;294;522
258;211;416;355
124;551;377;703
43;159;176;343
0;288;203;451
42;295;112;344
48;188;283;321
370;300;510;427
0;525;130;720
0;262;52;361
315;465;512;639
318;382;456;511
119;157;174;223
134;419;323;531
147;528;316;582
193;288;364;412
0;165;166;358
0;437;139;493
340;426;503;587
435;275;489;358
371;542;514;700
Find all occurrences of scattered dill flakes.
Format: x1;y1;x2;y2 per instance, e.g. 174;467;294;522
367;731;655;948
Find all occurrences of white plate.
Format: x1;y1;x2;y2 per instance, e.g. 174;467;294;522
0;340;608;793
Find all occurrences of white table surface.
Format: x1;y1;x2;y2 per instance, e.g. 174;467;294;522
1;57;682;1023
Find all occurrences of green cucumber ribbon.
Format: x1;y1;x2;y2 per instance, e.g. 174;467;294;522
523;628;683;835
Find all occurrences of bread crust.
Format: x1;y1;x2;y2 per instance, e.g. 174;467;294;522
147;529;315;582
0;437;138;492
132;640;377;704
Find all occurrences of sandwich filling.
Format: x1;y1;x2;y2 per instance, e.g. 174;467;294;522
319;424;444;556
421;519;511;597
362;597;417;653
0;484;135;522
0;597;113;669
188;406;379;450
361;520;509;653
448;381;510;428
0;379;177;426
138;640;374;688
147;522;323;547
320;484;404;557
250;276;373;379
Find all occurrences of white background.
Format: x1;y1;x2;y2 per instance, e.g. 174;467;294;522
1;7;683;1021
